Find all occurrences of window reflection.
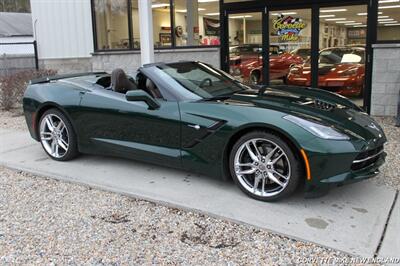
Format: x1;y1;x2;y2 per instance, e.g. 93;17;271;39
94;0;130;50
174;0;220;47
377;1;400;41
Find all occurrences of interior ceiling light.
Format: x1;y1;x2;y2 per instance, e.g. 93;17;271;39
320;9;347;12
384;23;400;25
379;5;400;9
205;12;219;16
176;8;206;12
271;12;297;16
198;0;219;2
379;0;400;3
378;18;395;21
319;14;335;18
378;15;390;18
336;20;355;23
353;25;367;27
229;15;253;19
345;22;363;25
325;18;346;21
379;20;398;23
152;3;169;8
357;12;382;15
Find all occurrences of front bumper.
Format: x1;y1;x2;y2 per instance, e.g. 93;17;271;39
302;136;386;197
287;76;363;96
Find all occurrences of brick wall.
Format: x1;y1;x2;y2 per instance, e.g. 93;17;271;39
39;58;92;74
371;44;400;116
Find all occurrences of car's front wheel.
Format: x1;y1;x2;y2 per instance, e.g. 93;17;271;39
39;109;78;161
229;131;302;201
250;71;261;85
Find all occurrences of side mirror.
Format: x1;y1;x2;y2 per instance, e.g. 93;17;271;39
125;90;160;110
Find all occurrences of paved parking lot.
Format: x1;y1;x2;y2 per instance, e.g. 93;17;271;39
0;126;398;258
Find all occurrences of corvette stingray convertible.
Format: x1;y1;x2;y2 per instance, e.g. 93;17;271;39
287;47;366;96
23;61;386;201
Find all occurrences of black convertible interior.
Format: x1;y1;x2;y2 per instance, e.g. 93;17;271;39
96;68;162;99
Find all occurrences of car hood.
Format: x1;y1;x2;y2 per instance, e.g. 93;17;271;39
298;63;362;75
218;86;385;142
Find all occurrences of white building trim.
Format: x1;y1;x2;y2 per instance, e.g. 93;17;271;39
138;0;154;64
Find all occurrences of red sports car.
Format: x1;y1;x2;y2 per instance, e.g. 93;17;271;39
287;47;365;96
229;45;303;84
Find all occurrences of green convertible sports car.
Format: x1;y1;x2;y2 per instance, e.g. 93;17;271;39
23;61;386;201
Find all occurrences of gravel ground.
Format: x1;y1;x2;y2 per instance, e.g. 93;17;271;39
373;116;400;190
1;110;398;264
0;167;353;265
0;108;26;131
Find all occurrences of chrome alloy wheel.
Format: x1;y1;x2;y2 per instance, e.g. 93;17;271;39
233;138;291;197
39;114;69;158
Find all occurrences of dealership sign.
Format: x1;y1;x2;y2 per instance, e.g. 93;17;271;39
203;17;220;36
273;15;306;42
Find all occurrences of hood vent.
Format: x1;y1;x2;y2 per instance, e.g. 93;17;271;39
314;99;336;111
298;99;336;111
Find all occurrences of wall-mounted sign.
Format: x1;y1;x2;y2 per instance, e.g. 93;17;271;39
347;28;366;39
273;15;306;42
203;17;220;36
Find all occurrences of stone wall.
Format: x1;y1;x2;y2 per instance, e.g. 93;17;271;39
371;44;400;116
91;48;220;75
39;58;92;74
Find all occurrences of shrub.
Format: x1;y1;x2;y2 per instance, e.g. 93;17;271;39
0;69;57;110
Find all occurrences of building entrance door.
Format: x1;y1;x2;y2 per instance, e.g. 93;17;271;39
222;1;372;111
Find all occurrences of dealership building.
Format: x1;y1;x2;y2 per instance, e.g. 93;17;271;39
29;0;400;116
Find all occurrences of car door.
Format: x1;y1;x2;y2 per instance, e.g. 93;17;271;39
76;81;181;168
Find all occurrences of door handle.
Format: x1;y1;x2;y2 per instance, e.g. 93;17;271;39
188;124;200;130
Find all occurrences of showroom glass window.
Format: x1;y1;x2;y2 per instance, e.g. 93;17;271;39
318;5;367;108
173;0;220;47
377;1;400;41
94;0;130;50
151;0;172;48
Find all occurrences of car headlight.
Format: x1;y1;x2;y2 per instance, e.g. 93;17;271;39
338;68;358;76
230;67;241;76
283;115;350;140
289;67;301;75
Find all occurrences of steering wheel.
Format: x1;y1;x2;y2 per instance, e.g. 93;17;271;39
199;78;213;88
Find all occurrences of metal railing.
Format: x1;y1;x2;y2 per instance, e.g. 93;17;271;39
0;40;38;76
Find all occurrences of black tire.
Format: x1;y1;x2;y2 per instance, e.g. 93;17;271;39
229;131;302;201
39;108;79;161
250;71;260;85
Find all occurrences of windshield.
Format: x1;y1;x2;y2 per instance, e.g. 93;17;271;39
157;62;251;99
293;48;310;58
230;45;279;56
319;48;364;64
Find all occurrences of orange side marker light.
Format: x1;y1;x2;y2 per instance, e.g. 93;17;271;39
300;149;311;181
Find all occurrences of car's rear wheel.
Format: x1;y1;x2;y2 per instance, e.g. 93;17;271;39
39;109;78;161
229;131;302;201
